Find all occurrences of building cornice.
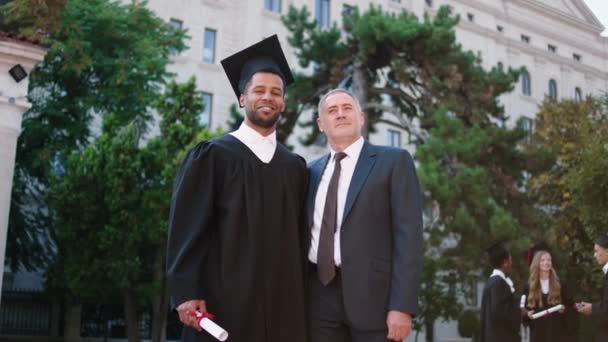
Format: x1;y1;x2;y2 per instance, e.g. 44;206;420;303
445;0;608;61
0;39;46;64
458;20;608;80
451;0;606;56
508;0;604;33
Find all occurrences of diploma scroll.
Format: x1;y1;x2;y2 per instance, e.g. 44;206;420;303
520;295;526;309
531;304;564;319
190;311;229;341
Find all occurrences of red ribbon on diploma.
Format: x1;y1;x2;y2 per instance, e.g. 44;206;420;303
188;310;215;323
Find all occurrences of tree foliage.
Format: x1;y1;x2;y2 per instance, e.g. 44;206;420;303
0;0;66;42
280;5;520;144
8;0;186;271
526;96;608;297
48;77;222;341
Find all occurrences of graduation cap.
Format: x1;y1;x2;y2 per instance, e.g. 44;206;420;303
220;34;294;106
526;242;551;266
485;239;510;268
596;234;608;249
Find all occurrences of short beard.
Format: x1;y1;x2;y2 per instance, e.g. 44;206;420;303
245;108;281;129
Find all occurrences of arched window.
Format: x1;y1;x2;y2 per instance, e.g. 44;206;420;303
574;87;582;102
548;79;557;99
521;71;531;96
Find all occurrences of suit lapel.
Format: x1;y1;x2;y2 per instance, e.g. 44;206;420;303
307;154;331;224
342;142;377;225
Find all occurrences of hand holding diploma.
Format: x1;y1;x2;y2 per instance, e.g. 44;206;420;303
530;304;564;319
189;310;229;341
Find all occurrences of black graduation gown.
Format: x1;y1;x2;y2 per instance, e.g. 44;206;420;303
591;271;608;342
166;135;309;342
480;276;521;342
522;284;571;342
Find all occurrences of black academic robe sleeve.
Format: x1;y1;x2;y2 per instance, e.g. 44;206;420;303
481;277;521;342
488;280;520;330
166;141;218;309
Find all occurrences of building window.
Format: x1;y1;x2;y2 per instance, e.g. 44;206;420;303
548;44;556;53
521;34;530;43
201;92;213;127
425;0;433;7
203;29;216;63
548;79;557;99
342;4;356;18
169;19;183;54
391;0;401;3
574;87;582;102
264;0;281;13
521;116;534;136
573;53;581;62
169;18;183;30
521;70;531;96
467;13;474;22
497;25;503;32
315;0;330;28
387;129;401;148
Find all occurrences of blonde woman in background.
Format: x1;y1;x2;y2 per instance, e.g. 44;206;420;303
522;250;569;342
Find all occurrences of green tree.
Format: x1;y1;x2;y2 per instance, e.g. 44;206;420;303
49;77;222;342
280;5;520;144
526;97;608;299
0;0;66;42
8;0;185;272
415;109;533;341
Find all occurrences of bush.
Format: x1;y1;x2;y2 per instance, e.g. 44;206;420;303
458;309;480;338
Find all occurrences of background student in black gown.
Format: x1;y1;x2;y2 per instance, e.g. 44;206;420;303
522;249;571;342
166;35;309;342
576;234;608;342
480;241;522;342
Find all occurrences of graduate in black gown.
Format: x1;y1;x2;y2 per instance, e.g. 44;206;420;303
576;234;608;342
166;35;308;342
522;249;571;342
480;241;522;342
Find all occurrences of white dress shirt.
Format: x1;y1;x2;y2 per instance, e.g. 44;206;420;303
603;263;608;275
308;137;364;266
230;122;276;163
490;269;515;293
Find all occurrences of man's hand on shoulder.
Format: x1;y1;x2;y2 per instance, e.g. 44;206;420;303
176;299;207;331
386;310;412;341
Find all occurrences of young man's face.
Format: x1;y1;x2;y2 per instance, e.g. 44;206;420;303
594;244;608;265
239;72;285;129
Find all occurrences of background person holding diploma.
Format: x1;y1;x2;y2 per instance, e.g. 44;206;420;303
522;247;571;342
166;35;308;342
479;241;522;342
576;234;608;342
306;89;423;342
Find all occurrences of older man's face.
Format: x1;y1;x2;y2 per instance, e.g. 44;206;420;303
317;92;364;146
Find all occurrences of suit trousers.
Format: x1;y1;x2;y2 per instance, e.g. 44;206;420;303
308;263;390;342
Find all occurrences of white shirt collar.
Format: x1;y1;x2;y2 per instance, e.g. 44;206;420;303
230;122;277;163
603;263;608;275
491;269;515;293
329;136;364;161
232;122;276;146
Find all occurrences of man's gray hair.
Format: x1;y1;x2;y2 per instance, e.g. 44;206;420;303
317;88;362;115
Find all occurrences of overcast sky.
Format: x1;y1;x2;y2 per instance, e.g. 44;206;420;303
583;0;608;35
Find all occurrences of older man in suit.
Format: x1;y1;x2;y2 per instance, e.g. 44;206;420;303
306;89;423;342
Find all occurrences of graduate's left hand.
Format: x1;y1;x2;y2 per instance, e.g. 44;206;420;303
386;310;412;341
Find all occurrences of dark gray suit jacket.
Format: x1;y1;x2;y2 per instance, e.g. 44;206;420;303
307;141;423;330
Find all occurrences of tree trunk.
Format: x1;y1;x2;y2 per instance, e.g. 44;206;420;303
425;319;435;342
124;288;141;342
151;248;168;342
352;60;370;139
50;295;61;337
64;300;82;342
